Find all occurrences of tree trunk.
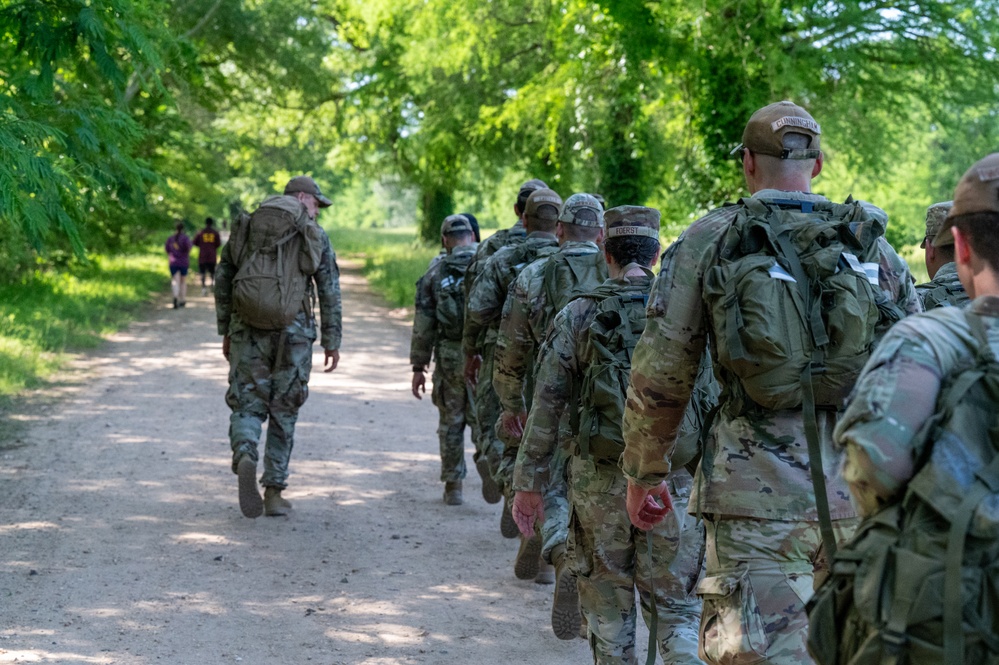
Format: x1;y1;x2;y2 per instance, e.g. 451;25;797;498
418;186;454;243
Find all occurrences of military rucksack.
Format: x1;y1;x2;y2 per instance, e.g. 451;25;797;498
807;310;999;665
917;279;971;312
435;249;475;341
228;195;326;330
703;197;888;413
572;277;651;462
542;250;609;335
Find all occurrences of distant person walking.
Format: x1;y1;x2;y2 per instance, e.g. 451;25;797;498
193;217;222;296
165;220;192;309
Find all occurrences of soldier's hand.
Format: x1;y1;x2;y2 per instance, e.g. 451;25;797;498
512;490;544;538
500;410;526;439
464;354;482;387
412;371;426;399
222;334;231;361
626;479;673;531
323;348;340;373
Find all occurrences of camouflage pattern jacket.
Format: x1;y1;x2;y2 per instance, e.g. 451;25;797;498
834;295;999;518
461;231;557;357
462;219;526;318
915;262;971;311
494;240;605;415
621;190;921;521
216;208;342;351
410;243;478;369
512;274;654;493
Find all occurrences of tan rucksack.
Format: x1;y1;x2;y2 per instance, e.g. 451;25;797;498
229;195;325;330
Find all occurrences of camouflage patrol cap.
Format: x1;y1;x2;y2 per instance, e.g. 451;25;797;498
934;153;999;247
516;178;549;210
284;175;332;207
558;193;604;227
920;202;953;249
604;205;660;240
523;188;563;221
732;101;822;160
440;214;473;235
591;193;607;210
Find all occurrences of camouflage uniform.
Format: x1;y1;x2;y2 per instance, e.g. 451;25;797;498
495;239;607;558
462;231;559;483
620;190;920;665
514;274;704;664
215;197;342;490
411;243;478;482
915;261;970;311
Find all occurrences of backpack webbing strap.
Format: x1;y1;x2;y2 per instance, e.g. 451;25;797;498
645;526;659;665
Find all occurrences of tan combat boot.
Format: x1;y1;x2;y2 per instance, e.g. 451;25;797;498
443;481;463;506
549;543;581;639
263;487;292;516
237;456;262;518
514;534;542;580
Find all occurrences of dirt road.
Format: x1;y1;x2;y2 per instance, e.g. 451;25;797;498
0;262;596;664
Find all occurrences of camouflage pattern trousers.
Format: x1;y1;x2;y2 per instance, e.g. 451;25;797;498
698;516;858;665
474;343;504;485
569;458;704;665
226;329;313;490
431;341;472;483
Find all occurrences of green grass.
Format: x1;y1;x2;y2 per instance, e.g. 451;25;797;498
898;243;929;285
0;251;164;395
327;227;442;308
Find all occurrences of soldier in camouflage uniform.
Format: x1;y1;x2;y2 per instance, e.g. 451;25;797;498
462;180;547;504
215;176;342;518
411;215;479;506
916;201;971;310
620;102;921;664
513;207;706;663
463;188;562;525
830;153;999;663
495;193;607;589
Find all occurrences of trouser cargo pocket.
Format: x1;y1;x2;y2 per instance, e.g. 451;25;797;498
696;567;768;665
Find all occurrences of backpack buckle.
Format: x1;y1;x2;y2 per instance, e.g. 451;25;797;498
770;198;814;213
881;630;907;653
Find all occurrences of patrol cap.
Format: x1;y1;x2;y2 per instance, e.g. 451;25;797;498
934;153;999;247
604;205;661;240
920;202;953;249
516;178;549;210
591;193;607;210
731;101;822;160
284;176;333;207
523;188;563;221
440;214;473;235
558;193;604;227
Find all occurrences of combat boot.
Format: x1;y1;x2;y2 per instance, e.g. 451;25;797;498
236;456;262;518
443;481;463;506
535;559;555;585
475;457;501;504
263;487;292;516
549;544;581;639
514;534;542;580
500;497;519;539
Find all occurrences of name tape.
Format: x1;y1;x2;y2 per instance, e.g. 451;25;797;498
771;116;821;134
606;225;659;239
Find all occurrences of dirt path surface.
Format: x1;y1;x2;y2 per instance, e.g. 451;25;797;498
0;261;595;664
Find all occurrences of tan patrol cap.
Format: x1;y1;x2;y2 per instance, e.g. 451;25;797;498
732;101;822;160
934;153;999;247
516;178;548;209
284;175;332;207
524;188;562;221
604;205;660;240
920;202;953;249
441;214;473;235
558;193;604;228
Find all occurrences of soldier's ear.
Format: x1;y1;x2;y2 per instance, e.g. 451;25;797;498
952;227;972;267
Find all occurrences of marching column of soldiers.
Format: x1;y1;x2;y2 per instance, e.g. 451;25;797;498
409;100;999;665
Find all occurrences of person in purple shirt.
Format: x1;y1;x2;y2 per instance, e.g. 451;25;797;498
165;220;193;309
193;217;222;296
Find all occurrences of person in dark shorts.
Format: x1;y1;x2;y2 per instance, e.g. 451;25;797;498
165;220;192;309
193;217;222;296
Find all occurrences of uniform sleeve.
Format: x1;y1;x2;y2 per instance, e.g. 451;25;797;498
620;227;718;488
314;234;343;351
833;325;942;517
462;256;504;356
214;239;236;335
410;264;439;369
493;270;536;414
512;303;585;492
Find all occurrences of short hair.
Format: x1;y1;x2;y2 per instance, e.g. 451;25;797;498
205;217;215;227
931;241;955;262
952;212;999;273
460;212;481;242
559;222;602;242
175;221;185;233
606;236;659;268
528;215;558;234
444;229;474;243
